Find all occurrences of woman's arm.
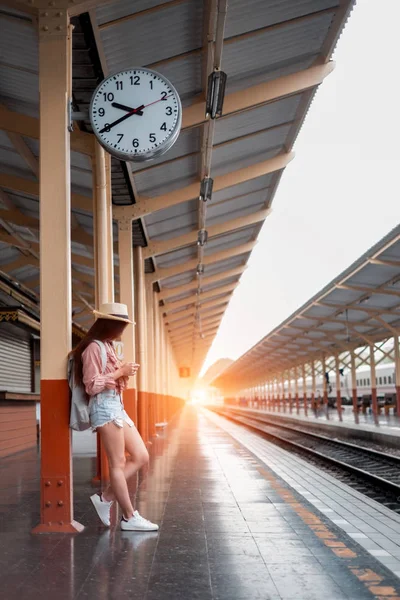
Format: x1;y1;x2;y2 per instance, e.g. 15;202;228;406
82;343;118;397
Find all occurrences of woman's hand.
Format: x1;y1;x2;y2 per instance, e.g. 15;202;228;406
120;362;140;377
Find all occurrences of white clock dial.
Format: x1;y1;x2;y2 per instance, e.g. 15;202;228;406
89;68;182;162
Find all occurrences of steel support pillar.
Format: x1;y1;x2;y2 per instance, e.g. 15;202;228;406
350;350;359;424
134;246;148;442
92;141;114;482
288;370;293;414
302;364;308;417
394;335;400;417
33;16;82;534
311;361;316;416
118;218;136;423
322;356;329;420
334;355;343;422
369;344;379;425
146;283;156;438
294;368;299;414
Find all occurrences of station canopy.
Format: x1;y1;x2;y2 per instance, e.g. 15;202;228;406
213;225;400;391
0;0;355;378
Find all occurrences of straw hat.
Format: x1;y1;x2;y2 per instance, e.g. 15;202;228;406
93;302;134;324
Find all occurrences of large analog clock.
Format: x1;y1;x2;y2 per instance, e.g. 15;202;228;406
89;68;182;162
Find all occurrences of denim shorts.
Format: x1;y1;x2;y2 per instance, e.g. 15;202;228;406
89;390;134;431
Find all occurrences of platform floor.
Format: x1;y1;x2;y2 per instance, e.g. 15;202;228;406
1;406;400;599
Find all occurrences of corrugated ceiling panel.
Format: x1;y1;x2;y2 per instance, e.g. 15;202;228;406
212;142;284;178
215;95;302;145
211;175;273;204
134;153;199;196
144;198;197;228
0;64;38;106
154;243;197;269
96;0;179;27
0;150;34;178
0;16;37;72
207;189;267;225
223;13;334;83
349;264;399;287
99;0;203;73
145;209;197;241
205;226;257;255
0;131;15;150
225;0;338;38
0;246;21;265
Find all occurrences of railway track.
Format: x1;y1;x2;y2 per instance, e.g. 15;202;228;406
211;407;400;512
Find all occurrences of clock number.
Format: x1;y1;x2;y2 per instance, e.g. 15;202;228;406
130;75;140;85
103;123;111;132
99;108;105;117
160;122;167;131
166;106;172;116
103;92;114;102
161;91;168;100
116;81;123;90
149;133;156;143
132;138;139;148
117;134;124;143
149;80;153;90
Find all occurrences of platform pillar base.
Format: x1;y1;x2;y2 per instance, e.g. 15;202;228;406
32;520;84;534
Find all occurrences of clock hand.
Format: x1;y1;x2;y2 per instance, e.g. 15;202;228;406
111;102;143;116
99;104;145;134
142;94;174;109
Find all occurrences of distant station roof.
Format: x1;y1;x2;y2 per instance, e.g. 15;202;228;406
0;0;355;378
213;225;400;391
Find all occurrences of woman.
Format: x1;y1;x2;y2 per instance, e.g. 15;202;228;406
71;302;158;532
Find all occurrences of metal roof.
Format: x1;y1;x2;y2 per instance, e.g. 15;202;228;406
0;0;356;379
213;225;400;391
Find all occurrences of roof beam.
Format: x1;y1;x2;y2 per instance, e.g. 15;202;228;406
160;265;246;301
182;63;335;130
0;105;94;155
0;173;92;213
114;153;293;221
149;240;255;283
144;208;269;259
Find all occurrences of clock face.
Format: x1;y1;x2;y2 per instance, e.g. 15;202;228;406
89;68;182;162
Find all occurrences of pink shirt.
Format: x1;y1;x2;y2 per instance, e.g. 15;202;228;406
82;341;128;397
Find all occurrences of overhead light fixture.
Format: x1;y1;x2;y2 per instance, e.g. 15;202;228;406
197;229;208;246
206;70;227;119
200;177;214;202
196;264;204;276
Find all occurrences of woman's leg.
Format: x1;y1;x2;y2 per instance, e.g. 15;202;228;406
98;422;134;519
102;423;149;504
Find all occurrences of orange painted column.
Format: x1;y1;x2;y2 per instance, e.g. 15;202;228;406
118;218;137;424
134;246;148;442
33;17;82;533
146;283;156;438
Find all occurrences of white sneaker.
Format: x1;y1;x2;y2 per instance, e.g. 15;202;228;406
90;492;113;527
120;510;159;531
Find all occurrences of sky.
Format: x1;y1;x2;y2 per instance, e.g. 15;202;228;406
200;0;400;377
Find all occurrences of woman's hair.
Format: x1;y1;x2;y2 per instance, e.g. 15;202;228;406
70;318;128;386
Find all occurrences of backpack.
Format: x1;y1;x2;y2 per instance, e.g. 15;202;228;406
68;340;107;431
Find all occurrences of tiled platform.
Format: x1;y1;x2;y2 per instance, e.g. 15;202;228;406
1;406;400;599
224;404;400;446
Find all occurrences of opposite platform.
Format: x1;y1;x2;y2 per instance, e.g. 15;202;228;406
220;404;400;447
0;406;400;599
